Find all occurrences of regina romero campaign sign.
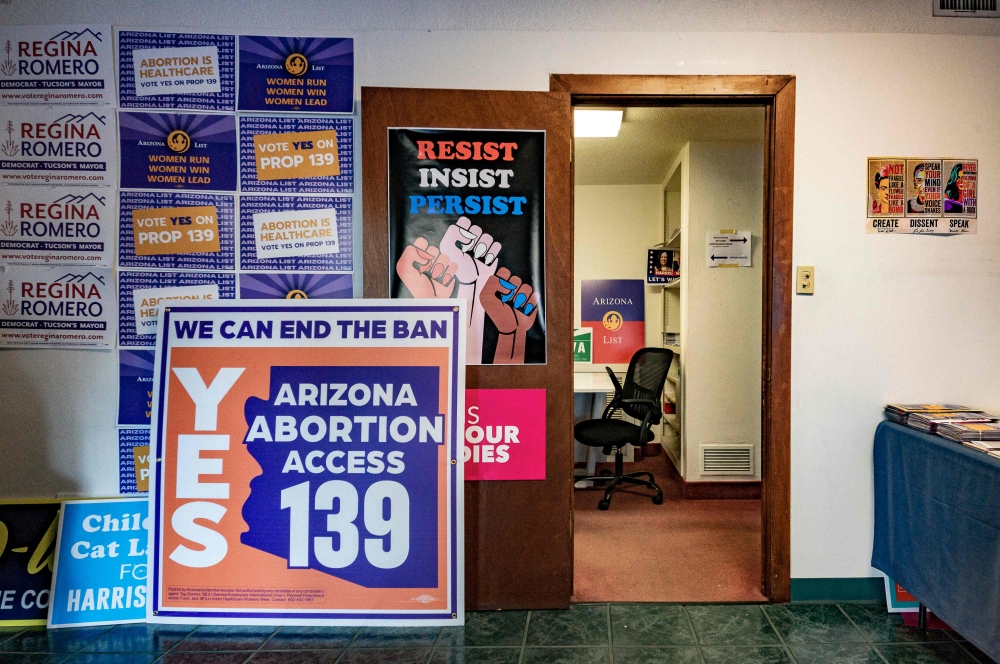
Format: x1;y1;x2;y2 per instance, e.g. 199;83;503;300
147;300;465;625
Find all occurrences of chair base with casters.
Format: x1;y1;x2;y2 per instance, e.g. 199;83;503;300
574;419;664;510
573;348;674;511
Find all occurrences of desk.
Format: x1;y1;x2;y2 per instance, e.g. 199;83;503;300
872;421;1000;661
573;371;617;487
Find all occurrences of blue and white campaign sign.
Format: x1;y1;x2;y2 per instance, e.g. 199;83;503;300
118;191;235;271
0;106;116;187
0;186;113;266
238;36;353;114
239;115;354;194
0;265;113;348
48;498;149;628
119;111;237;191
147;300;465;625
117;270;236;347
117;31;235;111
239;272;353;300
119;428;151;495
240;196;353;272
118;349;155;426
0;25;113;106
0;500;61;626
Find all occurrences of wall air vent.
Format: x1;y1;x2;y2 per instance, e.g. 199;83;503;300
701;444;754;476
934;0;1000;17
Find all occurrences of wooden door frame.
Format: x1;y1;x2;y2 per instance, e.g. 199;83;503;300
550;74;794;603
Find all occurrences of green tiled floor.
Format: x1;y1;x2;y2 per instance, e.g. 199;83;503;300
0;603;993;664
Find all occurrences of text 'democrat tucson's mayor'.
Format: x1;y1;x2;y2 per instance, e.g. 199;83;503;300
0;265;113;348
0;25;113;106
0;106;116;187
148;300;465;625
389;129;545;366
0;186;113;266
119;111;237;192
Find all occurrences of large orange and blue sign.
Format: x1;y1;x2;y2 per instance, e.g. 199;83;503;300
581;279;645;364
148;300;465;625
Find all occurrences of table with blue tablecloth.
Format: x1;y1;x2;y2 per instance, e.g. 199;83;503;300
872;421;1000;661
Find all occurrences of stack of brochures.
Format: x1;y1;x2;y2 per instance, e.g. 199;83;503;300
937;421;1000;443
907;411;997;434
962;439;1000;455
883;404;975;426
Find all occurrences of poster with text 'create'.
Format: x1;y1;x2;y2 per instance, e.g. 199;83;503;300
148;300;465;625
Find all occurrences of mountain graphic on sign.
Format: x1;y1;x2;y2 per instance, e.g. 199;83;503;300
52;193;107;207
52;112;107;126
53;271;106;285
48;28;104;42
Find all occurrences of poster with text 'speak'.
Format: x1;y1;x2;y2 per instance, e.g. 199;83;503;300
0;25;113;106
148;299;465;625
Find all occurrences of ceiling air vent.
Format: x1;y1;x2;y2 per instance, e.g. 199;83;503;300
701;444;753;476
934;0;1000;17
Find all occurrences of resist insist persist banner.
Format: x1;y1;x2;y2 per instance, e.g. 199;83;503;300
389;129;545;366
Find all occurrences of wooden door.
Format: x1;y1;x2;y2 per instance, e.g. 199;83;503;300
361;88;573;610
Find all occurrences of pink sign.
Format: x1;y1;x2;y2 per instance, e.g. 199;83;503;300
463;389;546;480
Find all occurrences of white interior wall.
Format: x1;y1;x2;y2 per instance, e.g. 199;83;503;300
573;185;663;354
1;2;999;580
681;142;764;481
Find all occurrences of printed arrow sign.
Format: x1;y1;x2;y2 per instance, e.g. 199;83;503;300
706;232;752;267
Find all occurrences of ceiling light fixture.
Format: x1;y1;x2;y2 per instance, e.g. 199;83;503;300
574;109;623;138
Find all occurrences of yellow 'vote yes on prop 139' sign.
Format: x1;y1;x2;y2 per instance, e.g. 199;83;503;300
253;130;340;181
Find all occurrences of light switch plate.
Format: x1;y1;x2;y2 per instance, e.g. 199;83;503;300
797;266;815;294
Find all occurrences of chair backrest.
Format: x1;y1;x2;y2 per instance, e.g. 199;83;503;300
619;347;675;423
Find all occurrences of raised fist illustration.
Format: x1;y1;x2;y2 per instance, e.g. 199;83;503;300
439;216;502;363
395;237;458;299
480;267;540;364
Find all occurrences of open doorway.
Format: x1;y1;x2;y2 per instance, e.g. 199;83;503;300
571;105;767;602
550;74;795;602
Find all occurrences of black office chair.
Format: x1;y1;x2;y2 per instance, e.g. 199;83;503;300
574;347;674;510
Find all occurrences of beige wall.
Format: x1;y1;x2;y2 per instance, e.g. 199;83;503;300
681;142;765;481
573;185;664;357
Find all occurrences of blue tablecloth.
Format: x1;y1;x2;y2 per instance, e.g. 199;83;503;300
872;421;1000;660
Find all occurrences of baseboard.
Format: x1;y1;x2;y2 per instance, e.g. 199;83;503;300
790;577;885;602
682;479;761;500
